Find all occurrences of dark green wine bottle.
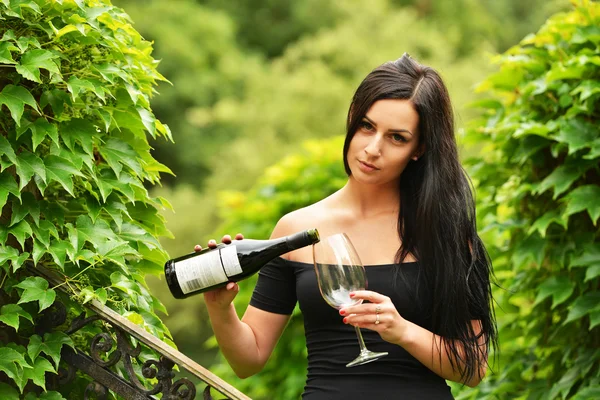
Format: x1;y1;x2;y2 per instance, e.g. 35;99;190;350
165;229;320;299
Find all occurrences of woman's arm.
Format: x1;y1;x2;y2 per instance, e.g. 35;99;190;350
393;318;488;387
341;291;488;387
201;217;296;378
205;299;290;378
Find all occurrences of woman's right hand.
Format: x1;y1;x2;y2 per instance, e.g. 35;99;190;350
196;233;244;309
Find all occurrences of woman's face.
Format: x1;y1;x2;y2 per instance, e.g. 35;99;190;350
347;99;421;187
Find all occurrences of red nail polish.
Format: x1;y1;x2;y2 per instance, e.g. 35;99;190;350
339;310;345;316
343;317;348;324
349;293;355;298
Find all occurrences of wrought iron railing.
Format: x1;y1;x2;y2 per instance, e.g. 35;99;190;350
33;265;251;400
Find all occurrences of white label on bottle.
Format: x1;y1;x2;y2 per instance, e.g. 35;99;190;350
221;245;243;276
174;251;228;294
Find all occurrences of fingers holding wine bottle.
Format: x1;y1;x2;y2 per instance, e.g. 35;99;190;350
194;233;245;252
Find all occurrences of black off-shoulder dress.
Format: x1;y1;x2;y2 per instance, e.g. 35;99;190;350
250;257;456;400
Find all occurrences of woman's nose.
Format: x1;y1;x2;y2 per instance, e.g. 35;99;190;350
364;136;382;157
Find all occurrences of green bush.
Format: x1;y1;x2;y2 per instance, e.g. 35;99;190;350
461;1;600;399
0;1;173;398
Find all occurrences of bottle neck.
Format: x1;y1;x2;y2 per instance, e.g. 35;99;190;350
285;229;320;250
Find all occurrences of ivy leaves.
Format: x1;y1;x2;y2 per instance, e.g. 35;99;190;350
465;2;600;399
0;85;38;126
0;0;174;397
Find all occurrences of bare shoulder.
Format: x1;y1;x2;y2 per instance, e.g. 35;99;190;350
269;192;344;261
270;201;329;239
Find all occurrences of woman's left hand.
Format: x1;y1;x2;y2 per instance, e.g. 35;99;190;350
339;290;409;345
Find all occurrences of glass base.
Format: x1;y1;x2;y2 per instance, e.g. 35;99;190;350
346;350;388;367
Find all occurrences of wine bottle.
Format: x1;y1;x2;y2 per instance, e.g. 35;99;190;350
165;229;320;299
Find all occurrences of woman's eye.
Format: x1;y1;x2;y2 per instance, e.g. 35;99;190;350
391;133;406;142
359;121;374;131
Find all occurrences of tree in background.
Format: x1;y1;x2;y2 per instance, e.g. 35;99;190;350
462;1;599;398
0;1;173;398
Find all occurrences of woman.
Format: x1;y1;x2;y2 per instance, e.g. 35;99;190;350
198;54;497;399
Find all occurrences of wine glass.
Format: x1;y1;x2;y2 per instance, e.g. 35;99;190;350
312;233;388;367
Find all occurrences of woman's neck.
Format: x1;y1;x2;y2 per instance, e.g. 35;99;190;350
338;177;400;219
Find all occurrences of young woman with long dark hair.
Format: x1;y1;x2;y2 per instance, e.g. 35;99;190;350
198;54;498;399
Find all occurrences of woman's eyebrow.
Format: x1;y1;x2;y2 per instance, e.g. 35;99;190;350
363;115;414;136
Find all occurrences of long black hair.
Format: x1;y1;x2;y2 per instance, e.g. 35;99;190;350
343;54;498;383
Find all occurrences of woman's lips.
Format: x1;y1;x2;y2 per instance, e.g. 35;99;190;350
358;160;379;172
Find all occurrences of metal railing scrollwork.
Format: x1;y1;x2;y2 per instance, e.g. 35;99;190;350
32;265;251;400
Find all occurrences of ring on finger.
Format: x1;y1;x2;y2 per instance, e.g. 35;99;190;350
375;305;381;314
375;314;380;325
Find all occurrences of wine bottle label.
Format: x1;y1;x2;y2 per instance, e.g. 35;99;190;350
220;245;243;276
175;250;228;294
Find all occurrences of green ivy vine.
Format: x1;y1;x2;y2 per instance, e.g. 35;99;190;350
461;1;600;399
0;0;174;398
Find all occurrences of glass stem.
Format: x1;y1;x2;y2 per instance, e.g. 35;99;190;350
354;326;368;353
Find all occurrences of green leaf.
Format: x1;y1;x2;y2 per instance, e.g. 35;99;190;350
512;233;547;268
534;163;589;199
31;239;45;265
55;24;80;38
78;286;95;304
60;119;95;156
0;135;18;170
0;171;20;210
10;192;40;227
48;239;72;269
590;310;600;330
104;199;129;231
572;386;600;400
534;276;575;309
110;271;142;300
555;119;599;155
75;215;117;248
0;84;38;126
95;63;129;83
571;80;600;101
528;209;567;237
15;35;41;53
563;185;600;224
39;392;67;400
17;118;59;151
66;76;95;101
15;150;45;190
0;347;29;388
137;107;156;137
95;287;108;304
28;332;74;369
0;304;33;331
585;264;600;282
99;138;142;178
0;41;18;64
112;107;146;136
10;219;32;250
22;356;55;390
564;292;600;325
40;89;70;118
570;244;600;268
15;276;56;312
16;49;60;83
44;155;84;197
31;219;58;248
0;245;19;272
0;382;19;400
6;0;41;18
